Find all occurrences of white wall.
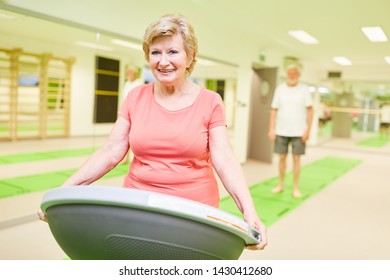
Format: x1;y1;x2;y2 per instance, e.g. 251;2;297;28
223;80;236;128
234;59;255;162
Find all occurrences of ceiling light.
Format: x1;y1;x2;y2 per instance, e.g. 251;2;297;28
333;56;352;66
288;30;319;44
75;41;113;51
111;39;142;50
361;26;388;42
385;56;390;64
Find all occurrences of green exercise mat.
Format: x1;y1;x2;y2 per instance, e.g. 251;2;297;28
0;163;130;199
219;156;361;227
356;136;389;148
0;147;98;165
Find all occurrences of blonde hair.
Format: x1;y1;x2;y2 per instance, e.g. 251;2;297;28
142;14;198;74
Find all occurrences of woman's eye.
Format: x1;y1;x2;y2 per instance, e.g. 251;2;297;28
169;50;178;55
150;50;160;55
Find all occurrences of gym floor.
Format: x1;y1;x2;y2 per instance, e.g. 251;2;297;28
0;130;389;260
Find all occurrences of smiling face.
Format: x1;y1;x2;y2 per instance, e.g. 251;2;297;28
147;34;193;86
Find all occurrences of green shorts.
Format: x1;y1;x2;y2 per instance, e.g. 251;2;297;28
274;135;306;155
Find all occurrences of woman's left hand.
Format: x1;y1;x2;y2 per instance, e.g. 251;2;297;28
244;215;268;250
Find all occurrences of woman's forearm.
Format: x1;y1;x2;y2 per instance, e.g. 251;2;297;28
213;153;255;214
62;146;120;186
63;116;131;186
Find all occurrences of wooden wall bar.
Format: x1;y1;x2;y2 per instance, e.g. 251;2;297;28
0;47;74;141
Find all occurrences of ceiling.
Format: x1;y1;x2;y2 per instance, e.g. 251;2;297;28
1;0;390;96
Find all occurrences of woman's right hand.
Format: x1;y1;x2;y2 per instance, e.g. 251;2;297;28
37;208;48;222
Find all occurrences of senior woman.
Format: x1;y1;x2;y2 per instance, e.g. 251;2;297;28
39;14;267;250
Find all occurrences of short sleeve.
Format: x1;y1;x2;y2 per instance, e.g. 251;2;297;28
209;93;226;129
271;86;280;109
118;84;148;124
305;87;313;107
118;93;131;122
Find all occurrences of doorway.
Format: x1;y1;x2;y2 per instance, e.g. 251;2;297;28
248;67;278;163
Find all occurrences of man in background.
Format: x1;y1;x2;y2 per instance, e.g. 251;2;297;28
268;64;313;198
120;65;144;163
120;65;143;104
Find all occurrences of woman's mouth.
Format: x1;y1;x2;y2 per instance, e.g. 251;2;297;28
158;69;175;73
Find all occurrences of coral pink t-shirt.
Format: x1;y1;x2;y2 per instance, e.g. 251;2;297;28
118;83;226;207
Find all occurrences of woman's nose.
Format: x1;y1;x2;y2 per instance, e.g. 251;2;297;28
159;53;169;65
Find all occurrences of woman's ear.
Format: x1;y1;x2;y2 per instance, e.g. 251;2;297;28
187;53;194;68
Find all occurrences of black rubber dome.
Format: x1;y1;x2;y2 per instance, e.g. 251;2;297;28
41;186;260;260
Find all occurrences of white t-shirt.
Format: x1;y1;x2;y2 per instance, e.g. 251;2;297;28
381;105;390;123
120;78;144;104
271;83;313;137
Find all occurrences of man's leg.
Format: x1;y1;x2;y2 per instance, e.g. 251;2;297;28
292;154;302;198
272;136;289;193
379;124;384;139
291;137;306;198
272;153;287;193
